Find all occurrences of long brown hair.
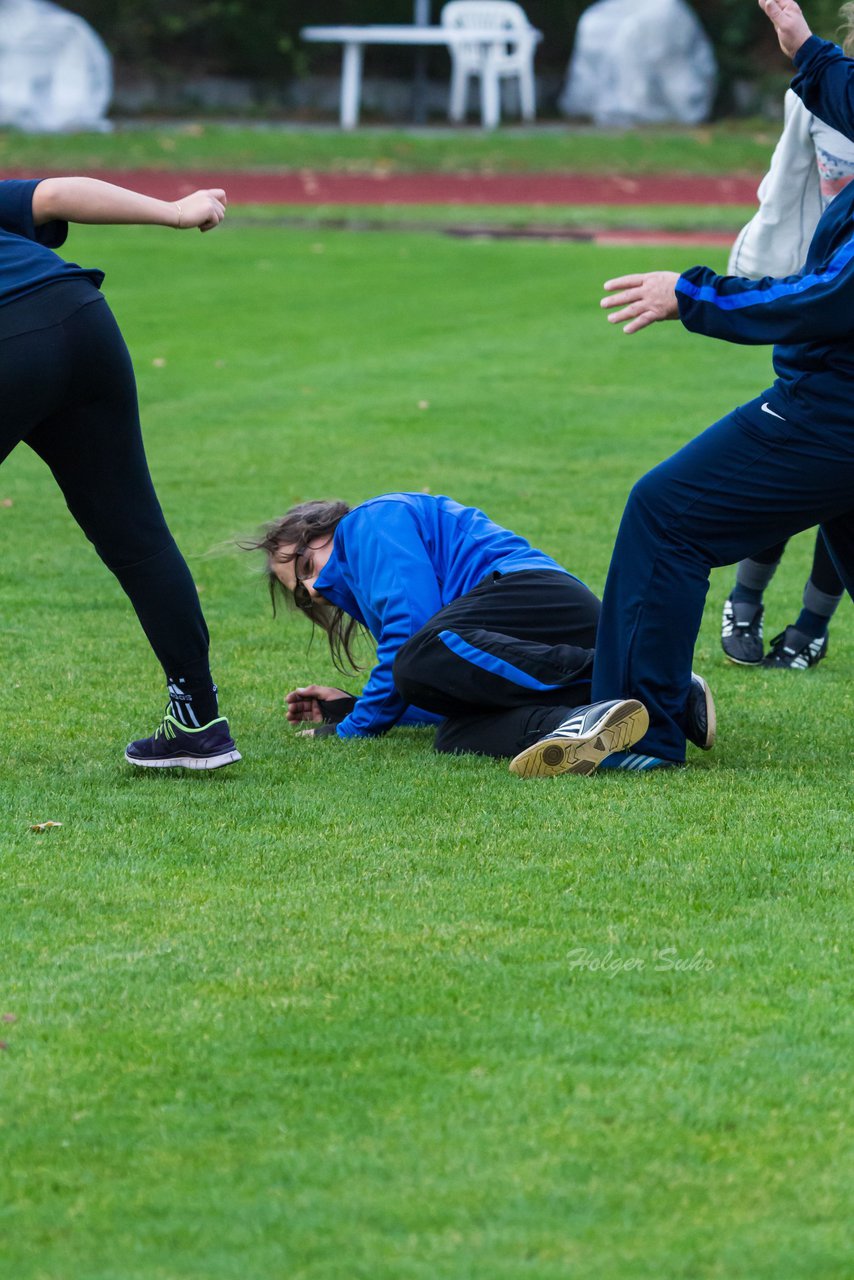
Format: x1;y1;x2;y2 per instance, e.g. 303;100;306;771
243;500;368;673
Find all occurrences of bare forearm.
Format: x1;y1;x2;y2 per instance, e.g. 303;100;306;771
31;178;227;233
33;178;179;228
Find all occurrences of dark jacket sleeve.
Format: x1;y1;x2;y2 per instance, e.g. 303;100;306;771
0;179;68;249
675;240;854;345
791;36;854;143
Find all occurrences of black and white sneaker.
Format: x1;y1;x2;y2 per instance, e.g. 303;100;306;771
508;699;649;778
721;598;764;665
685;672;716;751
126;712;241;770
762;625;828;670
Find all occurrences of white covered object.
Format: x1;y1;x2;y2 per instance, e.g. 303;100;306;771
0;0;112;132
559;0;716;127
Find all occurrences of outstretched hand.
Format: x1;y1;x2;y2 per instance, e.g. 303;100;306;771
285;685;352;724
758;0;812;59
600;272;681;334
176;189;227;232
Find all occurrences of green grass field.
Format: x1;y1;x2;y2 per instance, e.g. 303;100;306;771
232;201;753;234
0;119;779;175
1;221;852;1280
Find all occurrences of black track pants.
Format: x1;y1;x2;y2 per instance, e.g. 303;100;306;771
393;569;600;758
0;296;212;693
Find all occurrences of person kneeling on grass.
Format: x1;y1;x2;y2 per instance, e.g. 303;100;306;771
245;492;714;777
0;175;238;769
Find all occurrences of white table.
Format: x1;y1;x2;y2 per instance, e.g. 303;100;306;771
301;24;542;130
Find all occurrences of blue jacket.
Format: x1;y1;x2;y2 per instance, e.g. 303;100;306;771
675;36;854;430
312;493;576;738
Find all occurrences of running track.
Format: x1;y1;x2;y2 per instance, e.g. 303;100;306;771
0;167;759;205
1;168;757;245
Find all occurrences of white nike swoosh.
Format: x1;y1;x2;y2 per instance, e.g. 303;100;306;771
761;402;787;420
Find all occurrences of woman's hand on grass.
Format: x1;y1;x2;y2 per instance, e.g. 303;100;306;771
286;685;352;724
600;272;681;334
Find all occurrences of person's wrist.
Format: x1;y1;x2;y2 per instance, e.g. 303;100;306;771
792;32;820;67
173;201;183;229
311;723;340;738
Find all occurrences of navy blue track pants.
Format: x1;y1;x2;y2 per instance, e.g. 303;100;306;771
591;392;854;761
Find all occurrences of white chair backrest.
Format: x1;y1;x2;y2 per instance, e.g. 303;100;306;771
441;1;531;34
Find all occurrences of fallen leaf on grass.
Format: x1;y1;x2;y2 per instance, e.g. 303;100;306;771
30;821;63;832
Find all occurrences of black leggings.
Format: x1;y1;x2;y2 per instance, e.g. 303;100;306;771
393;569;601;758
0;296;211;691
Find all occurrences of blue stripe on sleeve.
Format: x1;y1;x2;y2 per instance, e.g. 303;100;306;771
678;236;854;311
438;629;563;691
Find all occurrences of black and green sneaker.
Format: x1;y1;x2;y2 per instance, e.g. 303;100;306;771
126;713;241;770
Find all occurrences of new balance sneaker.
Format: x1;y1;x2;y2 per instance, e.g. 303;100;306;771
508;699;649;778
721;598;764;665
685;672;716;751
126;713;241;770
762;625;829;670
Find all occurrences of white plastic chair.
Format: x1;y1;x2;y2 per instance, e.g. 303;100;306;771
441;1;539;127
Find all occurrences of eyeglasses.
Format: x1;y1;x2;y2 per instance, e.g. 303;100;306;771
293;548;314;610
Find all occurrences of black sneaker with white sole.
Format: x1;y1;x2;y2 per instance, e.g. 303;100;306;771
762;625;829;670
721;598;764;665
508;698;649;778
126;712;241;770
685;672;716;751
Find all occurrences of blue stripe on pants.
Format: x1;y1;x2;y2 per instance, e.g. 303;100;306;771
438;629;565;691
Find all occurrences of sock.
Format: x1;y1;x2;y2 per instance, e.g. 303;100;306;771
731;553;784;606
795;578;844;638
167;678;219;727
792;608;827;640
730;583;763;606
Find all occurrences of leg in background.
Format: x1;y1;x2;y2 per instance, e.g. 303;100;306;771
731;540;789;606
763;525;848;668
795;528;846;637
722;537;790;663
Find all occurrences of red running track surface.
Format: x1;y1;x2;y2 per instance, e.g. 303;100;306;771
0;168;761;206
